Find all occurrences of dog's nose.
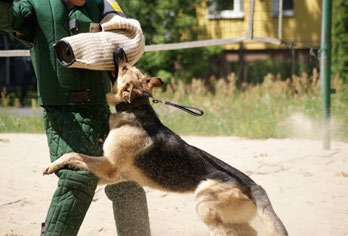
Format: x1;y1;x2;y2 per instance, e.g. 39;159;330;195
113;48;128;64
113;48;128;81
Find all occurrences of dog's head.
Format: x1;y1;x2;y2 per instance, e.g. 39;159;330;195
106;59;164;105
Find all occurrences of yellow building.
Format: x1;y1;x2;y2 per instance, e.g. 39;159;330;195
198;0;323;51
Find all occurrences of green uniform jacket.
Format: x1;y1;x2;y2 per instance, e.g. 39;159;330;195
0;0;111;106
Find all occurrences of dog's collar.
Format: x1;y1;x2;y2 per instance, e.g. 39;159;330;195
115;96;150;112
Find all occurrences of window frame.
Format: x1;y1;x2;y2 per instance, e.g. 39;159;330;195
271;0;294;17
207;0;244;19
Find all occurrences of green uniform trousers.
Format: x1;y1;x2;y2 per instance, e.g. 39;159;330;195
41;106;150;236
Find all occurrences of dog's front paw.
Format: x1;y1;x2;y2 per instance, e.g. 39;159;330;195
43;164;59;175
42;153;76;175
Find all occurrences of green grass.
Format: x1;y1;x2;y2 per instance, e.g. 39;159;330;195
1;74;348;142
0;112;44;133
157;91;301;139
155;76;348;141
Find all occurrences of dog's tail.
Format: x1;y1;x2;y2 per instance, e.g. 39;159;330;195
250;184;288;236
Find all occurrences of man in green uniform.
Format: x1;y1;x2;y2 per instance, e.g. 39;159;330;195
0;0;150;235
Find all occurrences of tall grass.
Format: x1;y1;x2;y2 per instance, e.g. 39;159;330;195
1;70;347;141
0;112;44;133
0;95;44;133
153;69;348;141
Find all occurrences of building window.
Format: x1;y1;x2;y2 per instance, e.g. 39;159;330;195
207;0;244;19
271;0;294;17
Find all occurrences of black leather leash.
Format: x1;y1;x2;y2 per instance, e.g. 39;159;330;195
152;98;204;117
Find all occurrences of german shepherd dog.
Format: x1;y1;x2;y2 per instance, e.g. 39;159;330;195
43;55;288;236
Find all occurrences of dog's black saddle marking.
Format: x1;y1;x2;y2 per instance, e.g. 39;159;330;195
135;132;256;192
119;97;257;192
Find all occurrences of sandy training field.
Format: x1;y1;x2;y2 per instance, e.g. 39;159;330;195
0;133;347;236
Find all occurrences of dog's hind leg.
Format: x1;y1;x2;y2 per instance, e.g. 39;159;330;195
223;224;257;236
195;179;257;236
250;184;288;236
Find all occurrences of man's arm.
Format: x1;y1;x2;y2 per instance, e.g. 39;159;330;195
0;0;36;46
54;0;144;70
0;1;14;31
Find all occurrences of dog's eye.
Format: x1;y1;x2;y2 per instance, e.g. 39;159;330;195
122;66;127;72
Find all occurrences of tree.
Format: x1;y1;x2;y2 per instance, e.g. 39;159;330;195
119;0;222;84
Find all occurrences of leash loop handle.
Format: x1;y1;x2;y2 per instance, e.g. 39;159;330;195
152;99;204;117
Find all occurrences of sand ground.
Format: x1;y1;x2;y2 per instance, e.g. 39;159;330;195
0;133;347;236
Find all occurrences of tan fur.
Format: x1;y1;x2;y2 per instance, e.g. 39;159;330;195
43;59;287;236
195;180;258;236
195;180;257;225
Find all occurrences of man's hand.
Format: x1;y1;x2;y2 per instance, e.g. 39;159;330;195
65;0;86;6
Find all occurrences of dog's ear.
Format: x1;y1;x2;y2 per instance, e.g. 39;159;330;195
148;77;164;90
122;83;142;103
